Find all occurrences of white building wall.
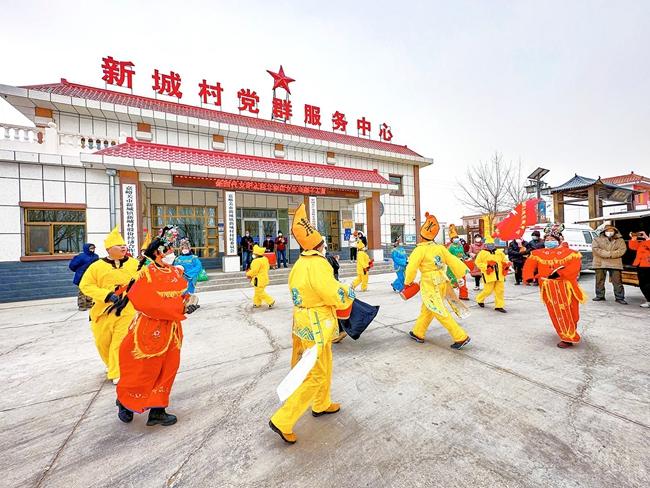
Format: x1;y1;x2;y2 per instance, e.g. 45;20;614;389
0;161;114;261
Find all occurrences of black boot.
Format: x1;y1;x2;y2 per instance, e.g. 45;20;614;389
116;399;133;423
146;407;177;426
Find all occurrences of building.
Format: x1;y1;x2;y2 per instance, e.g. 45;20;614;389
0;74;431;301
602;172;650;210
461;211;510;241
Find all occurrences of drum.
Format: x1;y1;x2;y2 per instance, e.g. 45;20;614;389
400;282;420;301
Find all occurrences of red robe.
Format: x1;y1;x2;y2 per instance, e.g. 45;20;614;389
523;244;586;343
116;264;188;413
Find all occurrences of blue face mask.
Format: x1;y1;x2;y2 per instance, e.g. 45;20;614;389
544;240;559;249
452;238;460;244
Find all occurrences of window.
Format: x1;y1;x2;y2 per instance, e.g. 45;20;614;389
391;224;404;244
24;207;86;255
582;231;594;244
152;205;219;257
389;174;403;196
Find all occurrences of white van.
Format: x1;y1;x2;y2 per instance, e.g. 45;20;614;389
522;224;598;270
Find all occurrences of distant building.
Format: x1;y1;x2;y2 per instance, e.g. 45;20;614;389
461;211;510;240
602;172;650;211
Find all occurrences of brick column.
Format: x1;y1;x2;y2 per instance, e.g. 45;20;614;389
365;191;383;261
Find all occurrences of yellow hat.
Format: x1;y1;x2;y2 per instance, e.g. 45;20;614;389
482;216;495;244
104;226;126;249
140;231;151;251
253;244;266;256
420;212;440;241
448;224;458;239
291;203;323;250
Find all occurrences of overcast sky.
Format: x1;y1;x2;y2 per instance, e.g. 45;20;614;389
1;0;648;223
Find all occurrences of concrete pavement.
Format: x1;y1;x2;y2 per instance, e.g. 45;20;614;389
1;272;648;488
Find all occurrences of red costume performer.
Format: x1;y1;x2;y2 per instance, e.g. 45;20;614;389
115;226;199;426
523;224;587;348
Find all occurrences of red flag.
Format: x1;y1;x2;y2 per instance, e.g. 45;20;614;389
493;199;540;241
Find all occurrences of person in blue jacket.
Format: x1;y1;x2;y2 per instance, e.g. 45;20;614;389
174;238;204;294
69;243;98;310
391;237;408;292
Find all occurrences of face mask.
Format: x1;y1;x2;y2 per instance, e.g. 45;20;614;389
605;231;614;238
474;239;482;243
278;234;282;237
181;249;190;255
485;244;496;252
162;253;176;265
452;238;460;244
544;241;559;249
532;236;539;241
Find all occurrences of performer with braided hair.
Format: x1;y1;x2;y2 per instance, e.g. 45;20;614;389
115;226;200;426
79;227;139;384
523;223;587;349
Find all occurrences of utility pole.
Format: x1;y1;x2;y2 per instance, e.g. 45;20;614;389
526;167;550;222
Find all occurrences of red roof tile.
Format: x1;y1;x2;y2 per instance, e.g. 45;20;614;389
602;172;650;185
95;138;392;185
21;79;422;157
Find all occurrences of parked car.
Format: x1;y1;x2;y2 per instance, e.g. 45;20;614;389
523;224;597;271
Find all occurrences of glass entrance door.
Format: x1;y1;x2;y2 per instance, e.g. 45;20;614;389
317;210;340;252
244;219;278;245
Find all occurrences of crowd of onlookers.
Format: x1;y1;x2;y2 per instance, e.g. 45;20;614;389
464;226;650;308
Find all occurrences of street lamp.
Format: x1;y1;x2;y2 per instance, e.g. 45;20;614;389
527;167;550;222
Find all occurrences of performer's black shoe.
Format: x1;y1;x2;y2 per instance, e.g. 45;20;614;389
450;336;471;350
408;331;424;343
146;408;177;426
592;297;605;301
557;341;574;349
495;307;507;313
477;302;485;308
116;400;133;423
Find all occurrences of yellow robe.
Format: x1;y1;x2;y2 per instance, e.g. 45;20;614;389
404;241;469;342
247;255;274;306
80;257;139;380
475;249;509;309
352;249;371;291
271;250;355;434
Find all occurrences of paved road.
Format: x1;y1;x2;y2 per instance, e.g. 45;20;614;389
1;272;648;488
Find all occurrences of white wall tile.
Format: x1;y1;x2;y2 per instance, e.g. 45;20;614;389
20;178;43;201
43;180;65;202
0;206;21;233
86;183;109;208
0;162;19;178
86;169;108;184
65;182;86;203
165;189;179;204
86;233;109;257
65;167;86;182
0;233;22;261
179;190;193;205
0;178;19;205
19;163;42;179
86;208;111;234
43;165;65;181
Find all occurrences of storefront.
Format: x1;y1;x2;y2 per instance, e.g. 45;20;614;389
0;59;432;298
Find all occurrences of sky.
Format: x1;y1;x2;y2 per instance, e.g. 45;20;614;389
1;0;648;223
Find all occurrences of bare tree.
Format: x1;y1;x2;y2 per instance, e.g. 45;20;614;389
457;152;527;218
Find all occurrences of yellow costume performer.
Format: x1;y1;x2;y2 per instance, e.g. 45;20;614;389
406;212;472;349
269;204;355;444
475;217;510;312
79;227;139;381
351;241;371;291
247;245;275;308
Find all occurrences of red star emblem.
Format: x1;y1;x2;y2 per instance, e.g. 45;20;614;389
266;65;296;94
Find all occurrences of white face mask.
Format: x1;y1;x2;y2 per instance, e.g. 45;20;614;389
181;249;190;254
605;231;615;238
162;253;176;265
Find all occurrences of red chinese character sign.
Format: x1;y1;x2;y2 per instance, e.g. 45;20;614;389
379;123;393;142
357;117;371;137
101;56;135;89
152;69;183;99
199;80;223;106
272;98;293;121
238;89;260;115
304;104;321;127
332;111;348;132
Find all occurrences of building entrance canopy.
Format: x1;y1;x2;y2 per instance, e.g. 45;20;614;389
88;138;396;195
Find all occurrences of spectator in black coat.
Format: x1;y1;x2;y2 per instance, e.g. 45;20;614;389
507;238;529;285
